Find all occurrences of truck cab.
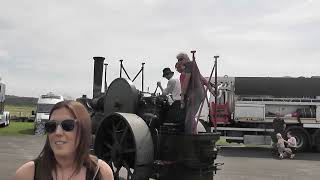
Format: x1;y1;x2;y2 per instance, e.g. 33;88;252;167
34;93;63;135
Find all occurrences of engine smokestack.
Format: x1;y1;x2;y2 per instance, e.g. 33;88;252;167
93;56;105;98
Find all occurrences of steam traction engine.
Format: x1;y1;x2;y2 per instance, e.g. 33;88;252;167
79;56;221;180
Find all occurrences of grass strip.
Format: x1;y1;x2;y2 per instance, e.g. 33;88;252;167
0;122;34;135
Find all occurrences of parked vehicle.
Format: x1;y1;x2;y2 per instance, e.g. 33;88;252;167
33;93;63;135
0;78;10;127
205;76;320;152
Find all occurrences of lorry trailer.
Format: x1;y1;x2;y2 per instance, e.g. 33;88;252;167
208;76;320;152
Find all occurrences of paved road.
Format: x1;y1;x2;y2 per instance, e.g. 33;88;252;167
215;146;320;180
0;135;45;180
1;136;320;180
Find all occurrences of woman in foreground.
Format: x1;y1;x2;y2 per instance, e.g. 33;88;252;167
13;100;113;180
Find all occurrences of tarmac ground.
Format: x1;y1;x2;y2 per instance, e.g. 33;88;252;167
215;146;320;180
1;136;320;180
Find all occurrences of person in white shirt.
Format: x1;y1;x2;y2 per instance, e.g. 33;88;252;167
157;68;182;123
157;68;181;102
285;131;297;158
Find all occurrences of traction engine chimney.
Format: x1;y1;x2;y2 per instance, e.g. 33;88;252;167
93;56;105;98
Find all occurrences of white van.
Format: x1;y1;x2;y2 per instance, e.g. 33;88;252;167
34;93;63;135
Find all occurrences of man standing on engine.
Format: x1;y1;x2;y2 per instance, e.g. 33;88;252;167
176;52;215;134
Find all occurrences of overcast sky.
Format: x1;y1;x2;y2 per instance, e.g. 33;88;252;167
0;0;319;98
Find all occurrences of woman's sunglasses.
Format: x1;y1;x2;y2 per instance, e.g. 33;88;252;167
45;119;77;133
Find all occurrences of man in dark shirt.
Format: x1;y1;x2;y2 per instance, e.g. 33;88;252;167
272;113;286;143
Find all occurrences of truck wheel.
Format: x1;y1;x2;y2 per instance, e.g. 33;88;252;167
286;126;310;152
312;129;320;152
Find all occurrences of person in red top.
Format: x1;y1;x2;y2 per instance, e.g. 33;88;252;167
175;61;186;88
175;52;214;134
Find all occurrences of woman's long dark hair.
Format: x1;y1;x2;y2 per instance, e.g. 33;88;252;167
36;100;97;180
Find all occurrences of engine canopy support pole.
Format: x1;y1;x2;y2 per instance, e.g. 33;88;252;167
131;62;145;92
214;55;219;132
132;63;143;82
196;58;216;128
142;63;145;92
120;59;123;78
104;63;108;93
120;60;132;80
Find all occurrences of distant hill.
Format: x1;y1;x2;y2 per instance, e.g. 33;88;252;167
5;95;38;106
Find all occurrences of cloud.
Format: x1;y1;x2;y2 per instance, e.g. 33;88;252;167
0;0;319;98
0;49;9;59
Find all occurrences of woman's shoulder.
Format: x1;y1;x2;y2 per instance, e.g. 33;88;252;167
13;161;35;180
97;159;114;180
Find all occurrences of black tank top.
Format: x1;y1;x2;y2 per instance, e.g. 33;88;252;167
33;159;100;180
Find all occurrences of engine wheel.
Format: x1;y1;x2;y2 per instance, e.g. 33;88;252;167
286;126;310;152
94;113;154;180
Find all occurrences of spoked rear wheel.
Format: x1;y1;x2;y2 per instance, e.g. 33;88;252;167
94;113;154;180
